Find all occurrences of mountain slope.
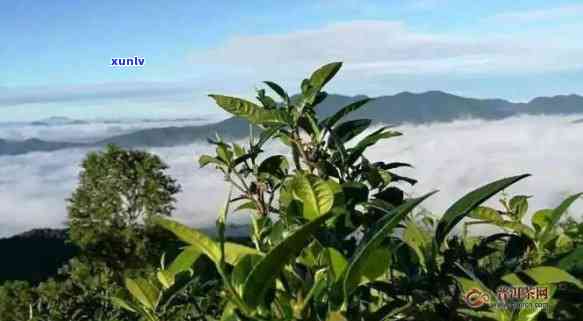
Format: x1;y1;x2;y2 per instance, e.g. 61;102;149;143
97;116;250;147
0;229;78;285
315;91;517;123
0;138;85;156
1;91;582;155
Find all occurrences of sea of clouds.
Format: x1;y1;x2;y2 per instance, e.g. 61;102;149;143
0;118;215;143
1;114;583;238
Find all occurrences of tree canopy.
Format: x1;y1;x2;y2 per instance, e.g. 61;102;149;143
67;144;180;269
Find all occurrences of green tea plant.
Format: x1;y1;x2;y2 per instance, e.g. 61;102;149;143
464;193;582;268
114;62;583;321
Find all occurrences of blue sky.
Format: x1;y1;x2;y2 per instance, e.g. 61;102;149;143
1;0;582;121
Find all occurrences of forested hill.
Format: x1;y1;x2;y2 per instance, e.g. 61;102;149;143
0;229;78;285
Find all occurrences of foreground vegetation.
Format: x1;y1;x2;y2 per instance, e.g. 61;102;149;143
2;62;583;321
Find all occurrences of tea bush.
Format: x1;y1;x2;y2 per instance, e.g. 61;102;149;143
115;63;583;321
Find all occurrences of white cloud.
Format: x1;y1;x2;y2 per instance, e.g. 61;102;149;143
491;4;583;23
0;119;215;143
0;81;197;107
1;114;583;237
189;20;583;78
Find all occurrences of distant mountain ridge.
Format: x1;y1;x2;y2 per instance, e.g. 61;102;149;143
0;138;85;156
1;91;582;156
30;116;88;126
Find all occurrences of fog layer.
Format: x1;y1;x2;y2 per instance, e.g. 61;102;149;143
1;114;582;237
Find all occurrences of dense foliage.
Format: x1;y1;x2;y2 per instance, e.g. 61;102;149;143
1;62;582;321
115;62;583;321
